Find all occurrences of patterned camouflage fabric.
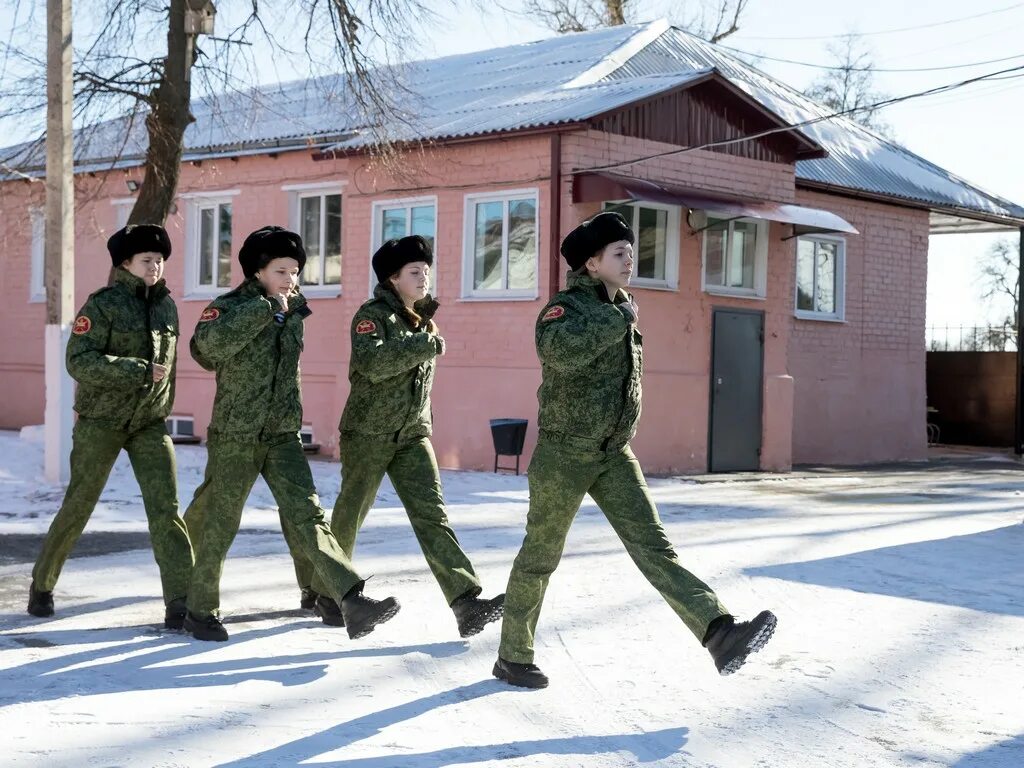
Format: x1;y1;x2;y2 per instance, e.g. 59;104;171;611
338;285;443;441
306;286;482;604
183;278;364;618
498;271;730;665
68;267;178;431
32;268;192;604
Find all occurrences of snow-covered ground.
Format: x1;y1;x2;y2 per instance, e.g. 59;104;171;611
1;429;1022;767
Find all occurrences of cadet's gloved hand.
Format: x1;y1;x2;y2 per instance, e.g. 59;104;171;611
415;296;440;321
619;298;639;325
434;335;446;356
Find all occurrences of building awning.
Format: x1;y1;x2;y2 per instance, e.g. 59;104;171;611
573;172;858;237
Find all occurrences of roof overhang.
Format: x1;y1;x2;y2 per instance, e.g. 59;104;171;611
574;171;858;236
796;178;1024;235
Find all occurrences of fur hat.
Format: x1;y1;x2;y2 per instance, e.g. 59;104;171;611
238;226;306;279
372;235;433;285
559;211;635;271
107;224;172;267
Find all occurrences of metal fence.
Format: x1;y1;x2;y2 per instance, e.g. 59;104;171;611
927;325;1018;352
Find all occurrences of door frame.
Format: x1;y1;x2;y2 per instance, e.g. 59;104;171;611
707;306;765;473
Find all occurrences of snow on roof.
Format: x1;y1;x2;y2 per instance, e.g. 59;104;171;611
3;21;1021;223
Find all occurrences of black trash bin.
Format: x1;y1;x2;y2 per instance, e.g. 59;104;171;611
489;418;528;475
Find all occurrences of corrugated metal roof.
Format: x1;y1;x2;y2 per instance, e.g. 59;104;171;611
3;21;1021;223
602;27;1024;222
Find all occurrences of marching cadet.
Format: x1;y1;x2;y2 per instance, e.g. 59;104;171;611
305;235;504;638
493;212;777;688
27;224;193;629
182;226;400;642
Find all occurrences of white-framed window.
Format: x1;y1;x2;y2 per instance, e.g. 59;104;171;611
796;235;846;321
184;194;235;298
284;183;344;296
701;215;769;298
462;189;539;300
111;197;135;229
29;207;45;303
369;196;437;296
602;200;680;290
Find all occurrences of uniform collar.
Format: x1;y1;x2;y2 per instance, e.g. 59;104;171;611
565;270;628;305
113;267;169;302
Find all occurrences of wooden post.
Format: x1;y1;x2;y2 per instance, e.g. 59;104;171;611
1015;226;1024;455
44;0;75;483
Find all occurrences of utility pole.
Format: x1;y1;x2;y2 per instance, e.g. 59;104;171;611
44;0;75;483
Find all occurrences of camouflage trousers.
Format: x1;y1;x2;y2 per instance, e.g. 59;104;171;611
31;417;192;604
499;438;729;664
305;435;481;604
183;432;363;618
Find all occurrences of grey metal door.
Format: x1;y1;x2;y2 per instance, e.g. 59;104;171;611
709;308;764;472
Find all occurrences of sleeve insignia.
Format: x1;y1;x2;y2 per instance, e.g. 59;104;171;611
72;316;92;335
199;308;221;322
541;306;565;322
356;319;378;334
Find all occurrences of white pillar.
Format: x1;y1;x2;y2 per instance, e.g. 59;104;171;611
44;325;74;482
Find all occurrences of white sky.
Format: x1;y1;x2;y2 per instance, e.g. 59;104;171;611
3;0;1022;329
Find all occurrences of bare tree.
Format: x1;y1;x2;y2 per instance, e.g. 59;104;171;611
804;33;892;137
978;237;1020;329
1;0;439;225
517;0;749;42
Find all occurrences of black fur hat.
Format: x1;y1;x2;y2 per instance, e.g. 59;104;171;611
107;224;172;267
559;211;635;271
372;235;434;284
238;226;306;279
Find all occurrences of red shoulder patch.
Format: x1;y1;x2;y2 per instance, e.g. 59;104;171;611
199;307;220;323
541;305;565;322
72;316;92;335
355;319;377;335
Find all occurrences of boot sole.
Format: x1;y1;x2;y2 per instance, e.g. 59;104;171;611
27;606;54;618
458;603;505;638
164;616;186;630
719;612;777;676
492;661;549;689
346;600;401;640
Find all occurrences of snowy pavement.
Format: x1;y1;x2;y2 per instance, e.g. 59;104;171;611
1;429;1022;767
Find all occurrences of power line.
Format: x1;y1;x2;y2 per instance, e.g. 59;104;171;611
581;63;1024;174
733;3;1024;41
718;46;1024;74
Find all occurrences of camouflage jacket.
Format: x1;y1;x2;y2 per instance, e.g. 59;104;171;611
191;278;311;441
66;268;178;432
534;272;643;447
339;284;443;441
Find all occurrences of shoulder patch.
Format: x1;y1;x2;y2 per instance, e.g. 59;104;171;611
541;305;565;322
199;307;220;323
355;319;377;335
72;315;92;335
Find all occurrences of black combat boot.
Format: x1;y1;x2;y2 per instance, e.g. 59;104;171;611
492;657;549;689
314;595;345;627
300;587;319;611
27;582;54;618
164;597;187;630
451;591;505;638
184;611;229;642
704;610;777;676
340;585;400;640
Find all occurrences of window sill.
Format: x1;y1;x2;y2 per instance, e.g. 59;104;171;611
29;294;45;304
704;287;766;301
795;311;846;324
458;293;539;303
184;288;232;301
301;286;342;299
629;281;677;292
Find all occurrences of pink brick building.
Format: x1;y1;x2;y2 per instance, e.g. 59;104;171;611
2;22;1022;473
